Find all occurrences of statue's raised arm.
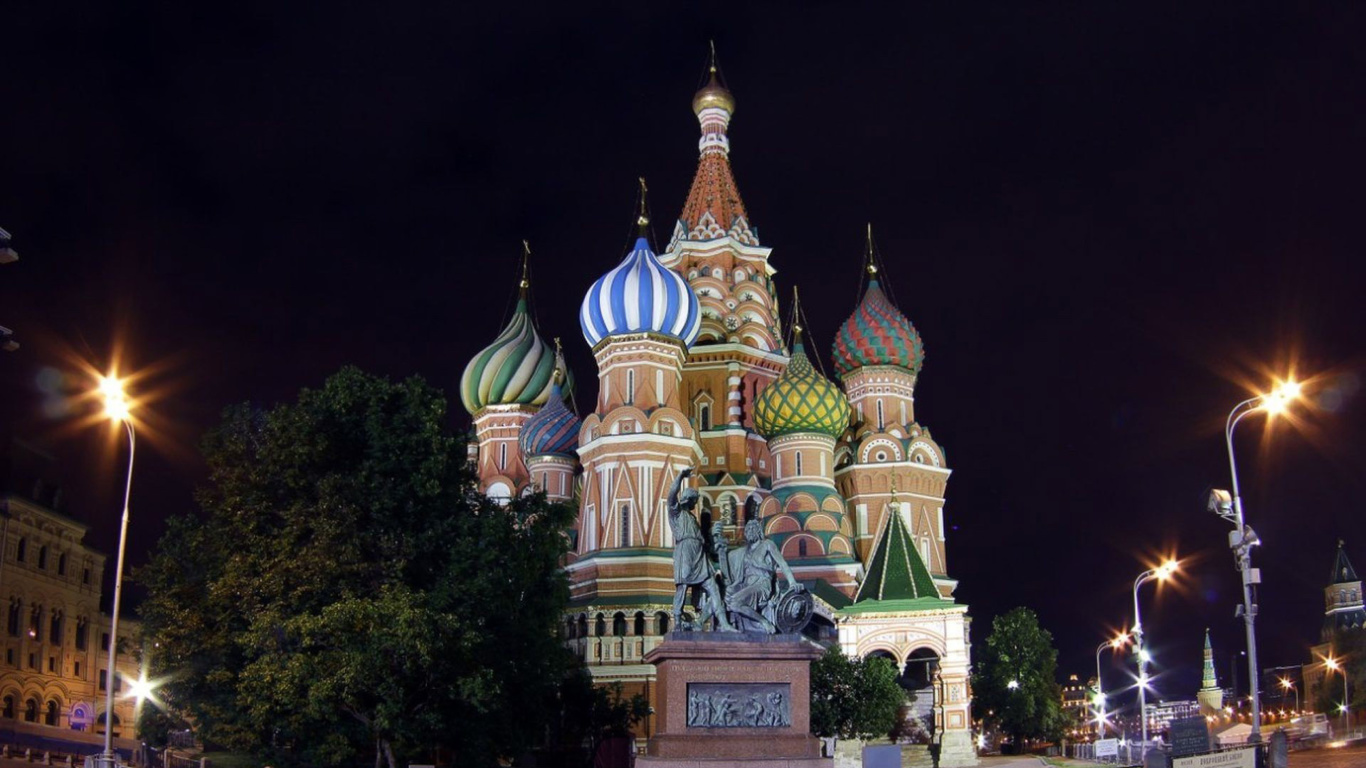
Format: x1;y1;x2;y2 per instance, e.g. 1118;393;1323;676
669;466;693;515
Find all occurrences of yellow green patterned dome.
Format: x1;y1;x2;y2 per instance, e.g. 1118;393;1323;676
754;342;851;439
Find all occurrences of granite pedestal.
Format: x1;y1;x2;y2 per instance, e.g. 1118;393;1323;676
636;631;832;768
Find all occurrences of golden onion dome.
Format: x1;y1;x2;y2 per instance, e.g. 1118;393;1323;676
692;67;735;116
753;342;851;440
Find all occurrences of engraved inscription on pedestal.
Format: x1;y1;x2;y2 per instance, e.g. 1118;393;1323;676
686;683;792;728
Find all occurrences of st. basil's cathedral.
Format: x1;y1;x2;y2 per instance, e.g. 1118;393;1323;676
459;58;978;765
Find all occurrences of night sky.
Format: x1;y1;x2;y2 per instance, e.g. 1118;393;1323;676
2;5;1364;709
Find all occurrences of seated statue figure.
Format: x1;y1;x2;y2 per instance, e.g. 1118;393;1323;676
715;518;804;633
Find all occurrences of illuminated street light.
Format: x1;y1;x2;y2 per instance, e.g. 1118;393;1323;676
1007;679;1020;691
1210;378;1305;744
1094;634;1127;738
1325;657;1350;737
1281;678;1299;713
1133;559;1178;758
96;373;136;768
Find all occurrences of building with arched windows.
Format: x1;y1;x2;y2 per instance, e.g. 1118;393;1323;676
0;441;142;760
460;56;977;764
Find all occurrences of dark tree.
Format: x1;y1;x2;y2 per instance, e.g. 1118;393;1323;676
972;607;1066;748
810;646;904;741
137;367;575;768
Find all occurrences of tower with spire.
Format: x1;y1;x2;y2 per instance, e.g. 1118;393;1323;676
1198;629;1224;716
660;46;788;547
1303;541;1365;709
752;292;858;591
825;232;976;764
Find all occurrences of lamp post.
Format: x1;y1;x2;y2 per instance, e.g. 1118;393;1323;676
1280;678;1298;714
1211;379;1303;745
1325;657;1350;737
1094;635;1127;738
1133;560;1177;757
98;375;135;768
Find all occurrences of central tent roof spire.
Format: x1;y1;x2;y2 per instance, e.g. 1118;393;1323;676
673;43;756;246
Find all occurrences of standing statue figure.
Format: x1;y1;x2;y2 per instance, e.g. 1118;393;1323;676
668;468;736;631
718;519;805;633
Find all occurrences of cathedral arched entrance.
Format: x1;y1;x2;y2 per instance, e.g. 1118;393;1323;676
895;647;939;745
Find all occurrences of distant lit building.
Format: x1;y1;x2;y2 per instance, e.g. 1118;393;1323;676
0;441;142;760
1147;700;1200;735
1060;674;1092;733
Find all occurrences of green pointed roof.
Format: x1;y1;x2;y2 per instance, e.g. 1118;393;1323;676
854;502;943;604
1201;628;1219;690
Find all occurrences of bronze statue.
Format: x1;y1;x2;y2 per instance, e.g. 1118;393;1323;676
667;468;735;631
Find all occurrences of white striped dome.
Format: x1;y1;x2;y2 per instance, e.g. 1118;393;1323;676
579;236;701;348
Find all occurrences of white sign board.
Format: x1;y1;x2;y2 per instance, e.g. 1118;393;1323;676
1095;738;1119;758
1173;747;1255;768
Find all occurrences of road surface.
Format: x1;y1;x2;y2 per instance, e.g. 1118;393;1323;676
1288;743;1366;767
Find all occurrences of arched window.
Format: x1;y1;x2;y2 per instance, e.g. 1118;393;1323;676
595;614;606;637
877;400;885;431
15;539;25;563
798;539;808;557
795;452;803;475
499;443;507;471
577;614;588;639
7;601;19;637
49;612;61;646
44;700;57;726
565;618;575;639
626;370;636;405
655;611;670;635
28;606;41;642
75;618;88;651
619;504;631;547
634;612;646;636
23;698;36;723
37;546;47;570
2;695;12;719
57;553;66;577
699;404;711;431
612;612;627;637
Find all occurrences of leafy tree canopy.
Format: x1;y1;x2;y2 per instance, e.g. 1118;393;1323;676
137;367;575;768
972;607;1066;745
810;646;904;741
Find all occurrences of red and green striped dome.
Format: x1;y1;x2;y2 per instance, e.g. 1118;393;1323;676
831;278;924;377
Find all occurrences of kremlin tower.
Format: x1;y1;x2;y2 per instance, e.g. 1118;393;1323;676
457;52;977;764
1197;629;1224;716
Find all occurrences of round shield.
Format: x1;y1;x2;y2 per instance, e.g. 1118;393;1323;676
773;587;814;634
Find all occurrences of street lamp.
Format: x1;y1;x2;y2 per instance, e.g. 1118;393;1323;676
1133;559;1178;757
1094;634;1127;738
97;374;136;768
1210;378;1304;744
1280;678;1299;714
1325;657;1350;737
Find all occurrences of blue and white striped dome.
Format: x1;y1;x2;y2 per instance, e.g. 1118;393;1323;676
580;237;701;348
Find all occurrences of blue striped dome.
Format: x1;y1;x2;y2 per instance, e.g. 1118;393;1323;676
580;237;701;348
519;381;581;458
